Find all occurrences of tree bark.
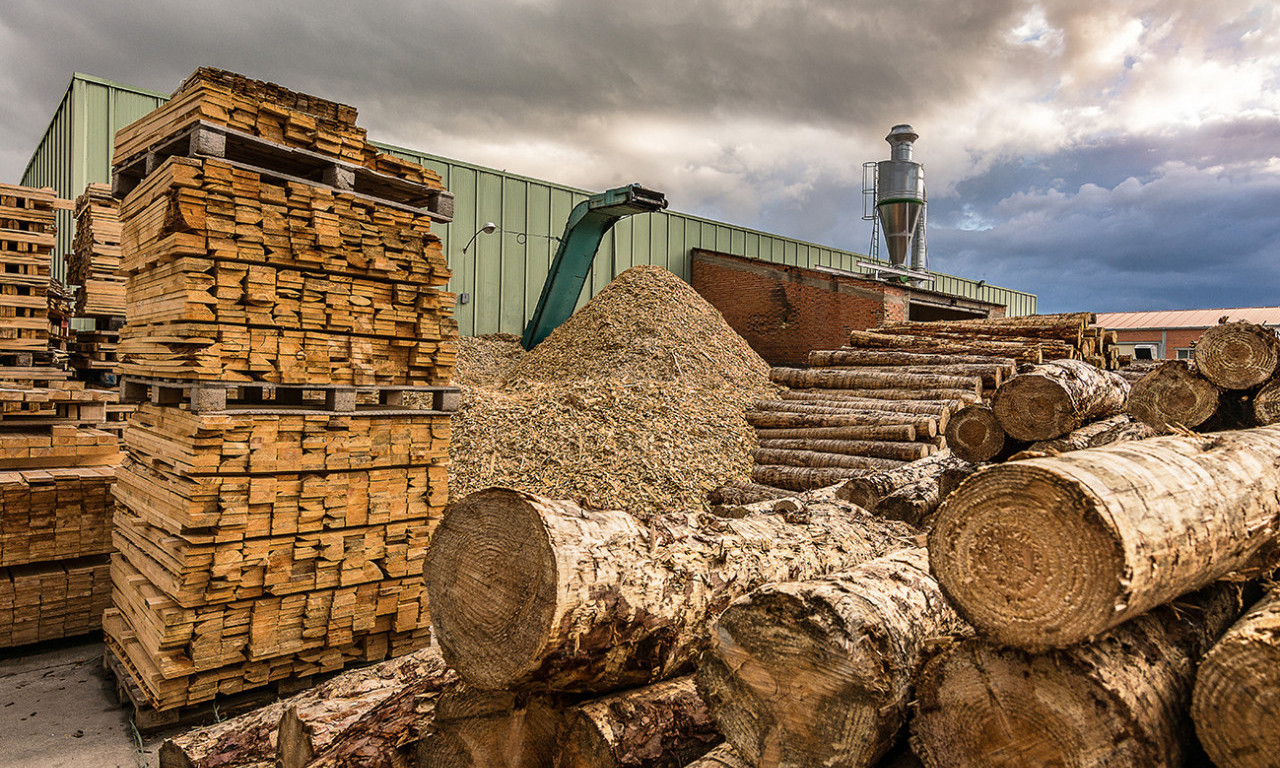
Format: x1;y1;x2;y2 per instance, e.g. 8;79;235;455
425;488;915;693
943;405;1020;463
558;676;721;768
1192;585;1280;768
680;744;751;768
158;647;454;768
706;483;793;507
746;411;938;438
813;365;1010;390
757;439;930;462
808;348;1017;369
876;312;1094;335
769;368;981;395
1017;414;1157;456
752;465;874;491
1193;320;1280;390
1126;360;1221;431
752;425;918;443
781;386;981;403
928;426;1280;649
845;330;1066;362
875;480;943;527
835;453;969;510
991;359;1130;441
698;548;968;768
752;446;921;468
1253;376;1280;426
911;585;1244;768
777;393;961;416
417;684;564;768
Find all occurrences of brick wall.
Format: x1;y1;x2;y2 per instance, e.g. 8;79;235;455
1114;328;1208;359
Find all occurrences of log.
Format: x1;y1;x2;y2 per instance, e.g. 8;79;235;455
769;368;981;394
747;401;950;430
753;445;925;468
756;438;930;462
815;364;1009;389
845;330;1063;362
159;647;454;768
778;386;980;403
1192;585;1280;768
752;425;917;443
777;393;960;416
1194;320;1280;390
1020;413;1157;456
991;359;1130;441
698;548;968;768
928;426;1280;649
424;488;915;692
1253;376;1280;426
752;465;875;491
706;483;793;507
1126;360;1221;430
943;404;1018;463
835;453;969;510
808;349;1016;369
746;411;938;438
875;480;943;527
876;312;1093;335
681;744;751;768
910;585;1244;768
559;676;721;768
417;684;563;768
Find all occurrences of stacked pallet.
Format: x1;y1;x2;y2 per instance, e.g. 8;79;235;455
70;183;126;374
0;183;68;363
103;68;458;714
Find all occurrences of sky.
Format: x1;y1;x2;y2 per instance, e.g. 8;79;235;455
1;0;1277;313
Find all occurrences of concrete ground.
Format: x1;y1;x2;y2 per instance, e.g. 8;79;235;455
1;636;165;768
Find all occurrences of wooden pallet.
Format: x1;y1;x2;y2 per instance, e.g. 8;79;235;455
114;121;453;221
120;376;459;414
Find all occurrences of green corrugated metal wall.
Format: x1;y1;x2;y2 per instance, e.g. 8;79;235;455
19;74;1037;330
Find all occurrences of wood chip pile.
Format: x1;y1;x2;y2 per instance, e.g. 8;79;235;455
102;68;459;714
448;265;774;517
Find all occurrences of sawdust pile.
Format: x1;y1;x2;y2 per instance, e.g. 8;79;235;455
448;265;775;516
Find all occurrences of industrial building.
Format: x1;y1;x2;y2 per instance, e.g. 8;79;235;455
21;73;1035;341
1097;306;1280;360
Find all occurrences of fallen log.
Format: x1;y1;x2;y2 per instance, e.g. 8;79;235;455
558;676;721;768
417;684;563;768
1253;376;1280;426
1192;585;1280;768
835;453;969;510
911;585;1244;768
929;426;1280;649
943;404;1020;462
753;464;877;490
699;548;968;768
769;368;981;395
778;392;960;416
425;487;915;693
752;424;918;443
706;483;793;507
1194;320;1280;390
875;480;943;527
991;358;1129;441
752;446;924;468
746;411;938;438
158;647;454;768
1126;360;1221;431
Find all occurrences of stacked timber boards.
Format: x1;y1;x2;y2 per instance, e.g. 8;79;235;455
70;184;126;373
0;183;68;362
103;68;458;712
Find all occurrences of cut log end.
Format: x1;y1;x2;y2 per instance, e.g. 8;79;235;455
991;374;1076;441
944;405;1005;463
1194;321;1280;390
1127;360;1220;430
424;487;561;689
929;463;1125;649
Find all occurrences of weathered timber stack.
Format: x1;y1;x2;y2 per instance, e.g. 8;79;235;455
0;183;68;364
865;311;1120;370
69;183;126;376
1192;585;1280;768
102;68;459;713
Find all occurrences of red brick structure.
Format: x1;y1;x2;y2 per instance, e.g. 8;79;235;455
1097;307;1280;360
691;250;1004;367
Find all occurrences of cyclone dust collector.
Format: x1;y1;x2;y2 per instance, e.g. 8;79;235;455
861;125;932;284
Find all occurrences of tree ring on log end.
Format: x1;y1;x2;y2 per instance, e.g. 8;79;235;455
912;644;1153;766
1192;604;1280;768
424;487;558;688
992;375;1075;441
928;465;1124;649
1195;323;1280;390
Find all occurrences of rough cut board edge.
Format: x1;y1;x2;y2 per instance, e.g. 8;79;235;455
112;121;454;222
120;377;460;413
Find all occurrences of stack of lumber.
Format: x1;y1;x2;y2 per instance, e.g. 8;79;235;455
0;554;112;647
0;183;69;363
103;68;457;714
1128;319;1280;432
70;183;126;372
46;278;74;360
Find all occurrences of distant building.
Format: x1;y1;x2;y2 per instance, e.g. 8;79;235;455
1096;307;1280;360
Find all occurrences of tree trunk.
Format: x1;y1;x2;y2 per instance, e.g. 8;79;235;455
755;442;927;464
835;454;969;510
747;442;921;468
424;488;915;693
746;411;938;438
753;425;918;443
558;676;721;768
777;393;961;416
991;359;1130;441
812;365;1010;389
943;405;1019;463
698;548;968;768
1192;585;1280;768
769;368;981;395
706;483;793;507
681;744;751;768
1017;414;1157;456
875;480;943;527
808;348;1017;369
782;387;981;403
1126;360;1221;431
158;647;453;768
417;684;564;768
911;585;1244;768
1193;320;1280;390
876;312;1094;335
1252;376;1280;426
928;426;1280;649
752;465;874;491
845;330;1066;362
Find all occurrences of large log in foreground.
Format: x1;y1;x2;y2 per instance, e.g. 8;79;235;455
698;548;967;768
929;426;1280;649
991;359;1130;441
425;488;914;693
1126;360;1221;431
1194;320;1280;390
1192;586;1280;768
558;676;721;768
910;585;1243;768
417;684;563;768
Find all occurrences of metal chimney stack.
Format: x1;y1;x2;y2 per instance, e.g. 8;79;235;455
874;124;926;270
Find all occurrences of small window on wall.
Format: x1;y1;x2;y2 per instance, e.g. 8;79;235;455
1133;344;1159;360
1176;348;1193;360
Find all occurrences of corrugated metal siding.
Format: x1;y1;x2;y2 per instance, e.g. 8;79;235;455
17;74;1036;326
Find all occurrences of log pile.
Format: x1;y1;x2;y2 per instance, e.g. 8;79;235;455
103;68;457;712
69;183;126;373
0;182;68;363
